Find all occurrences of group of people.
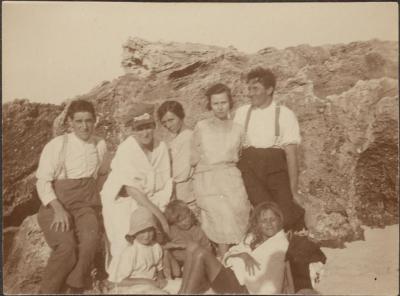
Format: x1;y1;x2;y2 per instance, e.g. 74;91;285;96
35;67;326;294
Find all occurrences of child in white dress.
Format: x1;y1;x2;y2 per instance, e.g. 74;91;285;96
110;206;168;294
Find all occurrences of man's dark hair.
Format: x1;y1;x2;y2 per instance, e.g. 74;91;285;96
246;67;276;92
205;83;233;111
66;99;96;122
157;100;185;121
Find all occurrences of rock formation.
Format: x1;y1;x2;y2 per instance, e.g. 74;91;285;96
3;38;398;293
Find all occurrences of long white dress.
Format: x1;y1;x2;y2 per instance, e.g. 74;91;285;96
191;118;251;244
100;136;173;282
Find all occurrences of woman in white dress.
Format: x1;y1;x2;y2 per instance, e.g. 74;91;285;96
191;83;251;258
157;101;194;206
101;102;173;283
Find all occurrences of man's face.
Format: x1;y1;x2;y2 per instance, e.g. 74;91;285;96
68;111;95;142
247;79;273;108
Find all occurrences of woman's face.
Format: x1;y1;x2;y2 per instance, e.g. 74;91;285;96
258;209;282;238
131;122;155;147
210;92;230;120
135;227;155;246
160;111;183;135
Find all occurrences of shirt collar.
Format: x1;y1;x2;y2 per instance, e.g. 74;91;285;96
69;132;95;146
253;100;276;111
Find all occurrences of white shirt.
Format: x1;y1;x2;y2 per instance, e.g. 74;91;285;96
113;242;163;283
224;230;289;294
36;132;107;206
233;101;301;148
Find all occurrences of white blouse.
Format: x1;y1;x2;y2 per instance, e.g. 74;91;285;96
224;230;289;294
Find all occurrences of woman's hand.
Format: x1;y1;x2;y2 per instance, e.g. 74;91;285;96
239;253;261;276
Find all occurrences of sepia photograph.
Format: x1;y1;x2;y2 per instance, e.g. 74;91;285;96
2;1;398;295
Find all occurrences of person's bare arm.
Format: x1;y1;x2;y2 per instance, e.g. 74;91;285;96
126;186;170;236
284;144;299;198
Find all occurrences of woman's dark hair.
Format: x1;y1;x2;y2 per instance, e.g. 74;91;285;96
65;99;96;122
157;100;185;121
205;83;233;111
246;67;276;92
246;201;284;250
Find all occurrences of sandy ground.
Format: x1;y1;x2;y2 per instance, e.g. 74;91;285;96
314;224;399;296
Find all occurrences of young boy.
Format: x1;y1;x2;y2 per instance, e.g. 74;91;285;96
163;200;212;278
110;206;167;294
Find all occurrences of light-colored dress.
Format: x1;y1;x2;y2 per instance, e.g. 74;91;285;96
191;118;251;244
223;230;289;294
101;136;173;282
167;129;194;203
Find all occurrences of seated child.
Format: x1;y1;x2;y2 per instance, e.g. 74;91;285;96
163;200;212;278
110;206;168;294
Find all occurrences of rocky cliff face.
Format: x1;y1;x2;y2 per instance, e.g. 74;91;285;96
3;38;398;293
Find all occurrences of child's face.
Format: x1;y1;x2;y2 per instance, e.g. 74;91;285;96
135;227;155;246
175;213;194;231
258;209;282;238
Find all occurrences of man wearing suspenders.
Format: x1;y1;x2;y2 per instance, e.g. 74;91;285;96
36;100;108;293
234;67;305;231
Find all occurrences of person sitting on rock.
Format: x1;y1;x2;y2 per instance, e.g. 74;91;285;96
36;99;108;294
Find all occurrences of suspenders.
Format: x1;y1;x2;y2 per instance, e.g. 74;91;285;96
54;134;101;179
244;103;281;146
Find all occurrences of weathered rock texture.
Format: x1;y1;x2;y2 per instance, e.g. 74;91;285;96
3;38;398;293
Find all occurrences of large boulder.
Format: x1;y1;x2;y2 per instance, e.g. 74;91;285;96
3;215;50;294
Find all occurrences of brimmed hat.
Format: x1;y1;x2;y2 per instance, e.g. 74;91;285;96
116;102;155;128
126;207;157;238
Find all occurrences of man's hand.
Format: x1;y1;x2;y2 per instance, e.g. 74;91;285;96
239;253;261;276
49;199;71;232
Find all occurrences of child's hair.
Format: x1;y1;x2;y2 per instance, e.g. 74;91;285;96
164;200;196;225
246;201;284;250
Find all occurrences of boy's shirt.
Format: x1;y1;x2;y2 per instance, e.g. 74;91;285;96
113;241;163;283
170;224;212;262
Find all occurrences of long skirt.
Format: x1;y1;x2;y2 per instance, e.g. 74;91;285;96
193;165;251;244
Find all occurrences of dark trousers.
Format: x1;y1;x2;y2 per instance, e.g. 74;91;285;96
37;178;100;294
238;147;305;231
